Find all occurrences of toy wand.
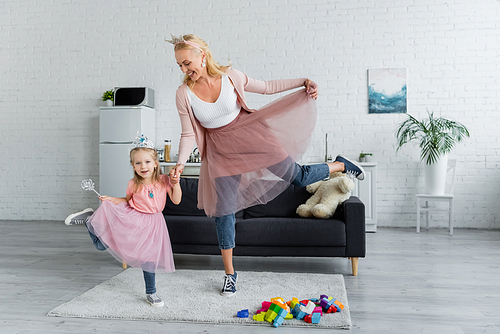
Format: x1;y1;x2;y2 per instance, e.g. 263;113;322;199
81;179;102;197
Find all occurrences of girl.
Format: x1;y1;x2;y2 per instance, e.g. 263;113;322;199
71;134;181;307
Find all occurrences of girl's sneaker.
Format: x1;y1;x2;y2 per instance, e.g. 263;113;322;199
146;293;164;307
221;272;237;297
334;155;366;180
64;208;94;225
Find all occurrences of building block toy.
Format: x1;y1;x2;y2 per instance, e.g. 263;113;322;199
265;300;290;328
319;295;344;313
253;313;265;321
237;309;249;318
292;303;308;320
304;312;322;324
300;300;316;315
256;301;272;314
288;297;300;309
313;306;323;316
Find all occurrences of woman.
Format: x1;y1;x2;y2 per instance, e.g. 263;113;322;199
167;34;364;296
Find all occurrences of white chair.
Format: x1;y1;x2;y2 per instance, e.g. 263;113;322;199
416;159;457;236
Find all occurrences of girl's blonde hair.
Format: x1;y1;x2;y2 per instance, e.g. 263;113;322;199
129;147;164;194
174;34;231;89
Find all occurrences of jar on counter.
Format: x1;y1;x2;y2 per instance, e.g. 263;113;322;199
164;140;171;162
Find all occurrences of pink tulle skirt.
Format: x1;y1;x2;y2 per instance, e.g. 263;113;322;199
198;88;317;217
86;201;175;273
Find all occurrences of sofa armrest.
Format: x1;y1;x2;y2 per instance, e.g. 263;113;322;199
342;196;366;257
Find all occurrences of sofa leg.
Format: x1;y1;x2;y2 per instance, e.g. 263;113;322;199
351;257;359;276
122;261;127;269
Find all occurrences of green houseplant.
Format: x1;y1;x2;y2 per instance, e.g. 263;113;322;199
359;153;373;162
395;111;470;165
395;111;470;194
102;90;114;102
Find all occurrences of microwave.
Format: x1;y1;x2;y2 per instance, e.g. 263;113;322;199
114;87;155;108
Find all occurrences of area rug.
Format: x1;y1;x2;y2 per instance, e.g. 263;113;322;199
48;269;351;329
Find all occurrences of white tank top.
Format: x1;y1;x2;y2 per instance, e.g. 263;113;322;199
187;75;241;129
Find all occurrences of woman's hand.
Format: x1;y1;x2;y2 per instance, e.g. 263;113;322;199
172;164;184;178
100;196;127;205
169;168;180;186
304;79;318;100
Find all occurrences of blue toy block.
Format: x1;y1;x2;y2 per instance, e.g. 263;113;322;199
273;316;285;328
292;304;307;320
237;309;249;318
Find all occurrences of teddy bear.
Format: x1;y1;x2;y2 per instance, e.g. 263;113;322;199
296;172;355;219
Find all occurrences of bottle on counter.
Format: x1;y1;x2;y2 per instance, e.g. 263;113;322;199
164;140;171;162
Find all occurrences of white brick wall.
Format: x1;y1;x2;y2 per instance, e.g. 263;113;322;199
1;0;499;229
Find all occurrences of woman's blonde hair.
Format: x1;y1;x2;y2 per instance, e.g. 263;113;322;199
174;34;230;88
129;147;164;194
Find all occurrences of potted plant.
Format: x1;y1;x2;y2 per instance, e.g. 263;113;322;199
102;90;114;106
395;111;470;194
359;153;373;162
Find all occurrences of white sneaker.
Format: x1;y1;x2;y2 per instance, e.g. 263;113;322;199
146;293;164;307
64;208;94;225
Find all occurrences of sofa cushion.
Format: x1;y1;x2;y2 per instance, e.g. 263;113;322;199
235;217;346;247
163;177;243;218
163;178;206;216
244;184;311;219
165;216;218;245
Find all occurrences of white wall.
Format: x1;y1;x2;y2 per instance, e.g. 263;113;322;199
1;0;499;228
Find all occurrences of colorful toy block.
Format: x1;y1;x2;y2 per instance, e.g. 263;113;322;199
292;303;308;320
313;306;323;316
300;300;316;315
237;309;249;318
256;301;271;314
265;300;290;328
253;313;265;321
304;312;322;324
333;299;345;311
319;295;344;313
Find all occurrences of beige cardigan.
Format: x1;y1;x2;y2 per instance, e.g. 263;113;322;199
175;68;306;164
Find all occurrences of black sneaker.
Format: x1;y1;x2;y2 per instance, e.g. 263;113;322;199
220;272;237;297
146;293;164;307
335;155;365;180
64;208;94;225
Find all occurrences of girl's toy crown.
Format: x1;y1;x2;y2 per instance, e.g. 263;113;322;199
132;134;155;149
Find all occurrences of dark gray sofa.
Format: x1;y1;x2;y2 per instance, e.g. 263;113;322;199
163;177;366;275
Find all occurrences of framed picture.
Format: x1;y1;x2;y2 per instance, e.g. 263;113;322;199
368;68;407;114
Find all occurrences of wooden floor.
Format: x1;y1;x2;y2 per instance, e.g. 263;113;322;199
1;220;499;334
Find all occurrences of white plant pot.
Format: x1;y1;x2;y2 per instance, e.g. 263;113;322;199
106;99;113;107
424;155;448;195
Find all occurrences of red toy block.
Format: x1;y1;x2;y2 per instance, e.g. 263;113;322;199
304;312;322;324
256;301;272;314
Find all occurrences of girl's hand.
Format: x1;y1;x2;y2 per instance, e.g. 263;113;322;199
172;164;184;178
304;79;318;100
169;168;180;185
100;196;126;205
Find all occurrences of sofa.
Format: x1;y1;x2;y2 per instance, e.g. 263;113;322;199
163;177;366;275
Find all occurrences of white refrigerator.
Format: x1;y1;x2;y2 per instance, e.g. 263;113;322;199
99;106;155;198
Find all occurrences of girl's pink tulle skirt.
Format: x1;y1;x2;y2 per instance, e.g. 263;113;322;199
86;201;175;273
198;88;317;217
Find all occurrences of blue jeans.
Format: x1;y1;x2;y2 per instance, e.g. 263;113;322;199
86;224;156;294
214;162;330;250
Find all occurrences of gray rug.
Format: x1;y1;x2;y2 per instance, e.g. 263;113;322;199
48;269;351;329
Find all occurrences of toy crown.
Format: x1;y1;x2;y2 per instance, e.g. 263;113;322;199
165;33;203;52
132;134;155;150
